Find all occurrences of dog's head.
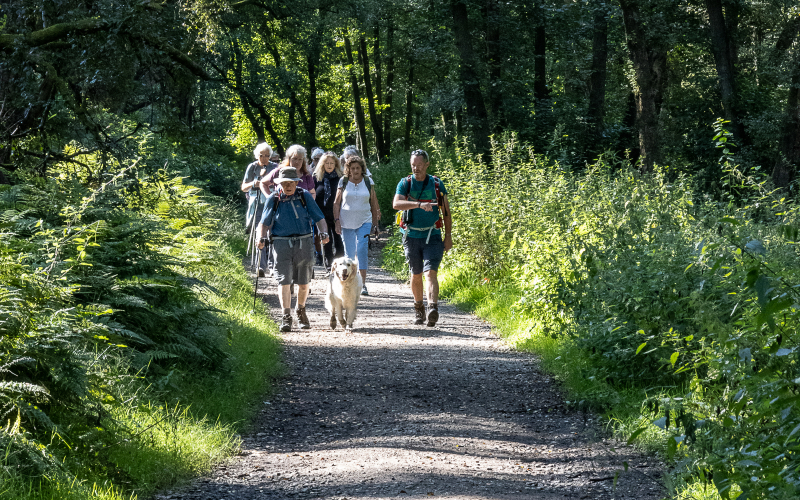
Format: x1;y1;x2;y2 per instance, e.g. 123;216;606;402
331;257;358;282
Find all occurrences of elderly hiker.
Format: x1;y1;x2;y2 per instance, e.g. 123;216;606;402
333;155;380;296
242;142;278;277
257;166;330;332
309;147;324;174
313;151;344;270
392;149;452;327
262;144;316;199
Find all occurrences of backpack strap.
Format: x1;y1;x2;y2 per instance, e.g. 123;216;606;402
272;187;309;211
341;176;373;193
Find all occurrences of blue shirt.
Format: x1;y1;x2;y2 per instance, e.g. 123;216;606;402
395;175;448;239
260;188;325;237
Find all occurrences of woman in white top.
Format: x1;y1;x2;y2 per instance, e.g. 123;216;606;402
333;155;379;295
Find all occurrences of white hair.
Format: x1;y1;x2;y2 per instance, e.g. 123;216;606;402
253;142;273;159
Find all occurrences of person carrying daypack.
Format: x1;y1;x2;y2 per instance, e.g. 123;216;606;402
392;149;453;327
242;142;278;276
333;155;380;296
257;166;330;332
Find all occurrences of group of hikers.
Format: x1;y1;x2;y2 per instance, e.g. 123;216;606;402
242;143;452;332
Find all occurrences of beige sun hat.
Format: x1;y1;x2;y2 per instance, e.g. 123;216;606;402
273;166;302;184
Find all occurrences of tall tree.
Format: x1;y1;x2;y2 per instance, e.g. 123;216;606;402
706;0;746;142
344;35;369;154
450;0;491;156
485;0;503;132
586;2;609;150
358;34;387;159
770;17;800;187
619;0;667;171
383;19;396;155
533;2;551;139
405;63;415;151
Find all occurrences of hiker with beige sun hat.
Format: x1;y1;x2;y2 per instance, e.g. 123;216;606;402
257;165;330;332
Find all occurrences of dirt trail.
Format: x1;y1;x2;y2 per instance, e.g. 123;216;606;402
162;246;664;500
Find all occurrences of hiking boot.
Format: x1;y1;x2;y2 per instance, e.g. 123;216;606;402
427;303;439;327
329;315;338;329
414;301;425;325
315;254;323;266
280;313;292;332
296;306;311;330
257;268;266;278
361;285;369;296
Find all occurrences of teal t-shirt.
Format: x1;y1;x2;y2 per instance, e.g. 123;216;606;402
395;175;448;239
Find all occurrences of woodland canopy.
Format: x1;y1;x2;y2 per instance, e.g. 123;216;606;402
2;0;799;186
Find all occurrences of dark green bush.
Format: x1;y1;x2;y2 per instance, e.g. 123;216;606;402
388;135;800;498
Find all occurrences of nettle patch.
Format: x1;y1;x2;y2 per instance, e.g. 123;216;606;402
388;135;800;499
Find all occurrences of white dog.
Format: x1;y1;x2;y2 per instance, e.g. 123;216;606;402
325;257;363;332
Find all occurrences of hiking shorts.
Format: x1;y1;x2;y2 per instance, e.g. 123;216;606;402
403;233;444;275
272;234;314;286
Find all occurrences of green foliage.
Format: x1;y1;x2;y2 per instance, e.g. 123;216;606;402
0;126;281;498
385;135;800;498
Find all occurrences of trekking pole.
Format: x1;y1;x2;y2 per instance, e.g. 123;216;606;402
249;192;262;270
321;234;330;276
253;242;261;310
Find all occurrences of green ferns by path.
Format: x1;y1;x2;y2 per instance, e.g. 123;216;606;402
0;167;281;499
383;137;800;499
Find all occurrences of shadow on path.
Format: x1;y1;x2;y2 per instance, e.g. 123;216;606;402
162;248;664;500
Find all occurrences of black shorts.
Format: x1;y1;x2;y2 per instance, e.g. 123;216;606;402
403;234;444;275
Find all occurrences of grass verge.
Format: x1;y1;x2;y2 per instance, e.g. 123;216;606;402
5;234;282;500
381;234;713;499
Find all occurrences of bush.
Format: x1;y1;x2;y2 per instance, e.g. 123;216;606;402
0;132;280;497
386;134;800;498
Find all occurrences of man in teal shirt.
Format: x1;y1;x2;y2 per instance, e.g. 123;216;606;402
393;149;453;327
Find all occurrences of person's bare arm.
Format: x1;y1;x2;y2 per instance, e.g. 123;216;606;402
333;189;343;235
441;194;453;252
369;188;380;227
316;219;329;244
256;223;268;249
393;193;436;212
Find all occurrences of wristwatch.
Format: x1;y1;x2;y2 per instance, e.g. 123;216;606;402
319;232;329;239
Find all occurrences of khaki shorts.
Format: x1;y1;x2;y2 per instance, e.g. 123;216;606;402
272;235;314;286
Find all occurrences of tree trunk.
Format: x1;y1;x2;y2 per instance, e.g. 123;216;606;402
289;102;297;144
450;0;490;156
533;5;550;139
383;20;395;155
374;28;383;113
404;63;414;151
344;36;369;155
306;26;323;148
307;53;318;147
586;4;608;150
485;0;502;133
262;23;313;144
619;0;667;171
358;35;386;159
772;61;800;187
232;39;266;143
706;0;746;142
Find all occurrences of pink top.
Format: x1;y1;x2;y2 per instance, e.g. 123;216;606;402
263;167;316;196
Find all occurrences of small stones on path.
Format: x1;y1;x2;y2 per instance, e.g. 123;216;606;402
161;246;664;499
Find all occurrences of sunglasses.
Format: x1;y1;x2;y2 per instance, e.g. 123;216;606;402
411;149;429;161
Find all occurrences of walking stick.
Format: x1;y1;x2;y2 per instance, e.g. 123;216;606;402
253;242;261;310
249;190;263;270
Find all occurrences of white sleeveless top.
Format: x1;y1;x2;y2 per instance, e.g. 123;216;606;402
339;178;372;229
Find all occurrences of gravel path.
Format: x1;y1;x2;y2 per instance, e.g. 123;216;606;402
161;245;664;500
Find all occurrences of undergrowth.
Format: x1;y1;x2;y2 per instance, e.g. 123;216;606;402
383;130;800;499
0;134;281;499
